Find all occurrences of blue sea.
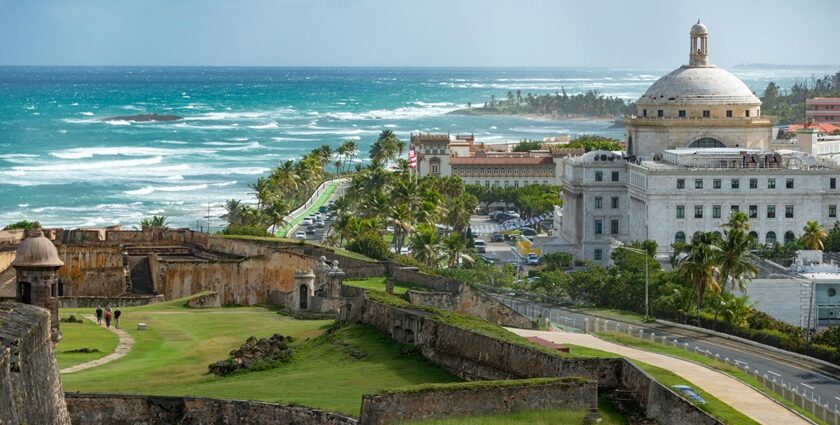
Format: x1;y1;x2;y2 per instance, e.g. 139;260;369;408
0;66;825;229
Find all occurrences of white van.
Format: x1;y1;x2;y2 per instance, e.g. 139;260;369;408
474;239;486;253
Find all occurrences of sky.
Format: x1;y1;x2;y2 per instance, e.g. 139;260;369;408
0;0;837;68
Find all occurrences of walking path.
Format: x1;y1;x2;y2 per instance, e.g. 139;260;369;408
60;315;135;374
509;328;807;425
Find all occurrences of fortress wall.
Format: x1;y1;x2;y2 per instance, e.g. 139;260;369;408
65;394;358;425
0;302;70;425
57;245;124;297
358;378;596;425
0;249;15;272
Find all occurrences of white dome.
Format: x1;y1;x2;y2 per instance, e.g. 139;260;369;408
637;65;760;106
691;21;708;35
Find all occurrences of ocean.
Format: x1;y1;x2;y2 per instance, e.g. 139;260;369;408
0;66;824;229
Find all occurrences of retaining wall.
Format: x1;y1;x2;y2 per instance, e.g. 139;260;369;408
620;360;720;425
0;249;15;272
65;394;357;425
0;302;70;425
358;378;596;425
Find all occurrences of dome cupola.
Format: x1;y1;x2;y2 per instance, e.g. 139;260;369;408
11;223;63;269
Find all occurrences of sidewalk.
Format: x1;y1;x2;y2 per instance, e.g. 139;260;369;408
509;328;807;425
61;315;135;374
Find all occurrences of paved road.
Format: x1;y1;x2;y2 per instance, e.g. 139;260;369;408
495;294;840;413
513;328;808;425
289;181;347;244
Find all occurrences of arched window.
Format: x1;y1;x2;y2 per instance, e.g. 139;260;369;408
692;231;703;243
784;231;796;244
675;231;686;244
748;231;758;241
688;137;726;148
766;231;777;245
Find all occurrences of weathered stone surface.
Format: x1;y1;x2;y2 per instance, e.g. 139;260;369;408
186;291;221;308
209;334;294;375
359;378;597;425
57;245;124;297
58;294;165;309
65;394;358;425
0;302;70;425
621;361;720;425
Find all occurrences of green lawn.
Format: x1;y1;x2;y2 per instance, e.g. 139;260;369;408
277;180;339;237
59;300;457;416
55;315;120;369
344;277;426;295
596;331;827;425
402;409;590;425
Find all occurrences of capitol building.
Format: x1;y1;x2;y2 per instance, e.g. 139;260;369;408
552;21;840;263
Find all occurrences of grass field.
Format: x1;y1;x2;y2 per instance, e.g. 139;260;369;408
55;315;120;369
344;277;427;295
59;299;457;416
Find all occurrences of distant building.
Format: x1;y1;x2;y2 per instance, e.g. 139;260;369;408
806;97;840;125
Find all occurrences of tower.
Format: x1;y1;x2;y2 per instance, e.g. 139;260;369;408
689;19;709;66
11;223;64;342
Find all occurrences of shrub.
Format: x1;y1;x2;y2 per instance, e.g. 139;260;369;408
346;231;390;261
3;220;35;230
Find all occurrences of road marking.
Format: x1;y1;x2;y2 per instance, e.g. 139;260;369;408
767;370;781;377
800;383;814;389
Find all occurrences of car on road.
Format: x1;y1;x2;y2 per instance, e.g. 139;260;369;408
301;218;313;226
319;206;328;213
521;228;537;237
672;385;705;404
294;231;306;239
491;233;504;242
315;220;325;228
526;253;539;265
474;239;486;253
305;227;316;235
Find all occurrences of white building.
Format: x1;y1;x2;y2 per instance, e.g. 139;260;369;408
545;21;840;265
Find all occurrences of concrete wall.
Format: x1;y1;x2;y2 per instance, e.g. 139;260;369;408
359;378;596;425
0;302;70;425
57;245;124;297
65;394;357;425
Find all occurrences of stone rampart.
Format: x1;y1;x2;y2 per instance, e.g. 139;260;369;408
58;294;165;309
0;248;15;272
64;393;358;425
620;360;720;425
358;378;596;425
390;267;463;293
57;245;124;297
0;302;70;424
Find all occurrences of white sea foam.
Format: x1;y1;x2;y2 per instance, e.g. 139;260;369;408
384;124;398;128
17;204;29;208
105;120;131;126
211;181;237;187
324;103;460;121
217;167;269;175
159;140;189;145
124;183;208;196
271;137;313;142
247;122;279;129
14;156;165;173
0;154;38;159
80;112;94;116
50;146;216;159
285;128;374;136
62;118;98;124
171;122;238;130
508;127;571;134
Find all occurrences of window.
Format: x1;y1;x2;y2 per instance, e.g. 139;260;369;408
731;205;740;212
611;171;619;182
746;110;751;117
749;178;758;189
643;109;647;117
731;179;740;189
726;110;733;118
749;205;758;218
694;205;703;218
831;205;837;218
514;181;519;188
702;110;710;118
594;197;603;209
767;205;776;218
594;249;603;261
595;171;603;182
494;180;499;187
679;110;686;118
766;231;777;245
784;231;795;243
431;164;439;174
657;109;664;118
695;179;703;189
504;181;509;188
712;205;721;218
594;219;603;235
675;231;686;244
713;179;721;189
786;178;794;189
768;178;776;189
611;197;619;209
677;179;685;189
611;219;619;234
485;181;490;188
748;231;758;241
831;178;836;189
523;180;528;186
785;205;794;218
689;138;726;148
676;205;685;219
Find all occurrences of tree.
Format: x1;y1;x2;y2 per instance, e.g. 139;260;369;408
249;177;271;210
411;225;444;268
370;130;400;165
139;216;169;230
512;140;542;152
679;232;722;324
714;212;757;326
442;233;472;268
337;139;357;175
264;201;289;234
3;220;36;230
802;220;828;250
220;199;244;226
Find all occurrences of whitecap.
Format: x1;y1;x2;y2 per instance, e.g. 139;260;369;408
14;156;164;172
105;120;131;126
0;154;38;159
50;146;215;159
17;204;29;208
80;112;94;116
211;181;237;187
124;183;208;196
384;124;398;128
271;137;313;142
247;122;279;129
158;140;189;145
217;167;269;175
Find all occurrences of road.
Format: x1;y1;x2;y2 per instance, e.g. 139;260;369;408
289;181;347;244
494;294;840;414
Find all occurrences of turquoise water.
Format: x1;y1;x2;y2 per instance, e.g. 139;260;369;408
0;66;821;229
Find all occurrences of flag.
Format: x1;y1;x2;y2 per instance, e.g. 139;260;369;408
408;148;417;169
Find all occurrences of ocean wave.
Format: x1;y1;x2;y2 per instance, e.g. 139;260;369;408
13;156;165;173
164;174;184;181
124;183;208;196
80;112;94;116
159;140;189;145
105;120;131;126
324;103;461;120
211;181;237;187
285;128;374;136
171;122;239;130
247;122;279;129
271;137;314;142
508;126;570;134
62;118;98;124
17;204;29;208
0;153;38;159
50;146;216;159
217;167;269;175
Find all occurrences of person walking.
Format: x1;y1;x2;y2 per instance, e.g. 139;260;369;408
113;308;122;329
95;305;103;325
104;309;112;329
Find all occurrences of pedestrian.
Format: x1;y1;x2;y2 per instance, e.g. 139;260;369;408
104;309;112;328
113;308;121;329
105;304;112;313
95;305;103;325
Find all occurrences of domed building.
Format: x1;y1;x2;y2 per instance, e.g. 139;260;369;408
624;21;772;157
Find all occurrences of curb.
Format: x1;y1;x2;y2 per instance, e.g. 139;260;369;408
654;319;840;375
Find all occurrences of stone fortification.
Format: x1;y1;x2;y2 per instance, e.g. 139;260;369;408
358;378;596;425
65;394;358;425
56;245;124;297
0;302;70;425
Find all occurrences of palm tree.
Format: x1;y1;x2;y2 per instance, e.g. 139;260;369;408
337;139;357;175
315;145;334;172
139;215;170;230
802;220;828;250
220;199;243;226
411;226;443;268
249;177;270;210
442;233;472;268
264;201;289;234
713;222;757;326
271;160;299;195
679;232;722;324
370;129;400;164
721;210;751;233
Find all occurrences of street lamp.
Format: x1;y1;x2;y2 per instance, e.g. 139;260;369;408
614;245;650;321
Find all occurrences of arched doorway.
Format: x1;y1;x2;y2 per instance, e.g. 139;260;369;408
784;231;796;244
675;231;686;244
688;137;726;148
299;285;309;310
766;231;777;245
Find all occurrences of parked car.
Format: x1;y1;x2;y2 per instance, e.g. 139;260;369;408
526;253;539;265
294;231;306;239
521;228;537;237
318;206;328;213
491;233;504;242
672;386;705;404
477;254;495;264
474;239;486;253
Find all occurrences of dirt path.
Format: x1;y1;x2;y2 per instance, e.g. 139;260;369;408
509;328;807;425
60;315;135;374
